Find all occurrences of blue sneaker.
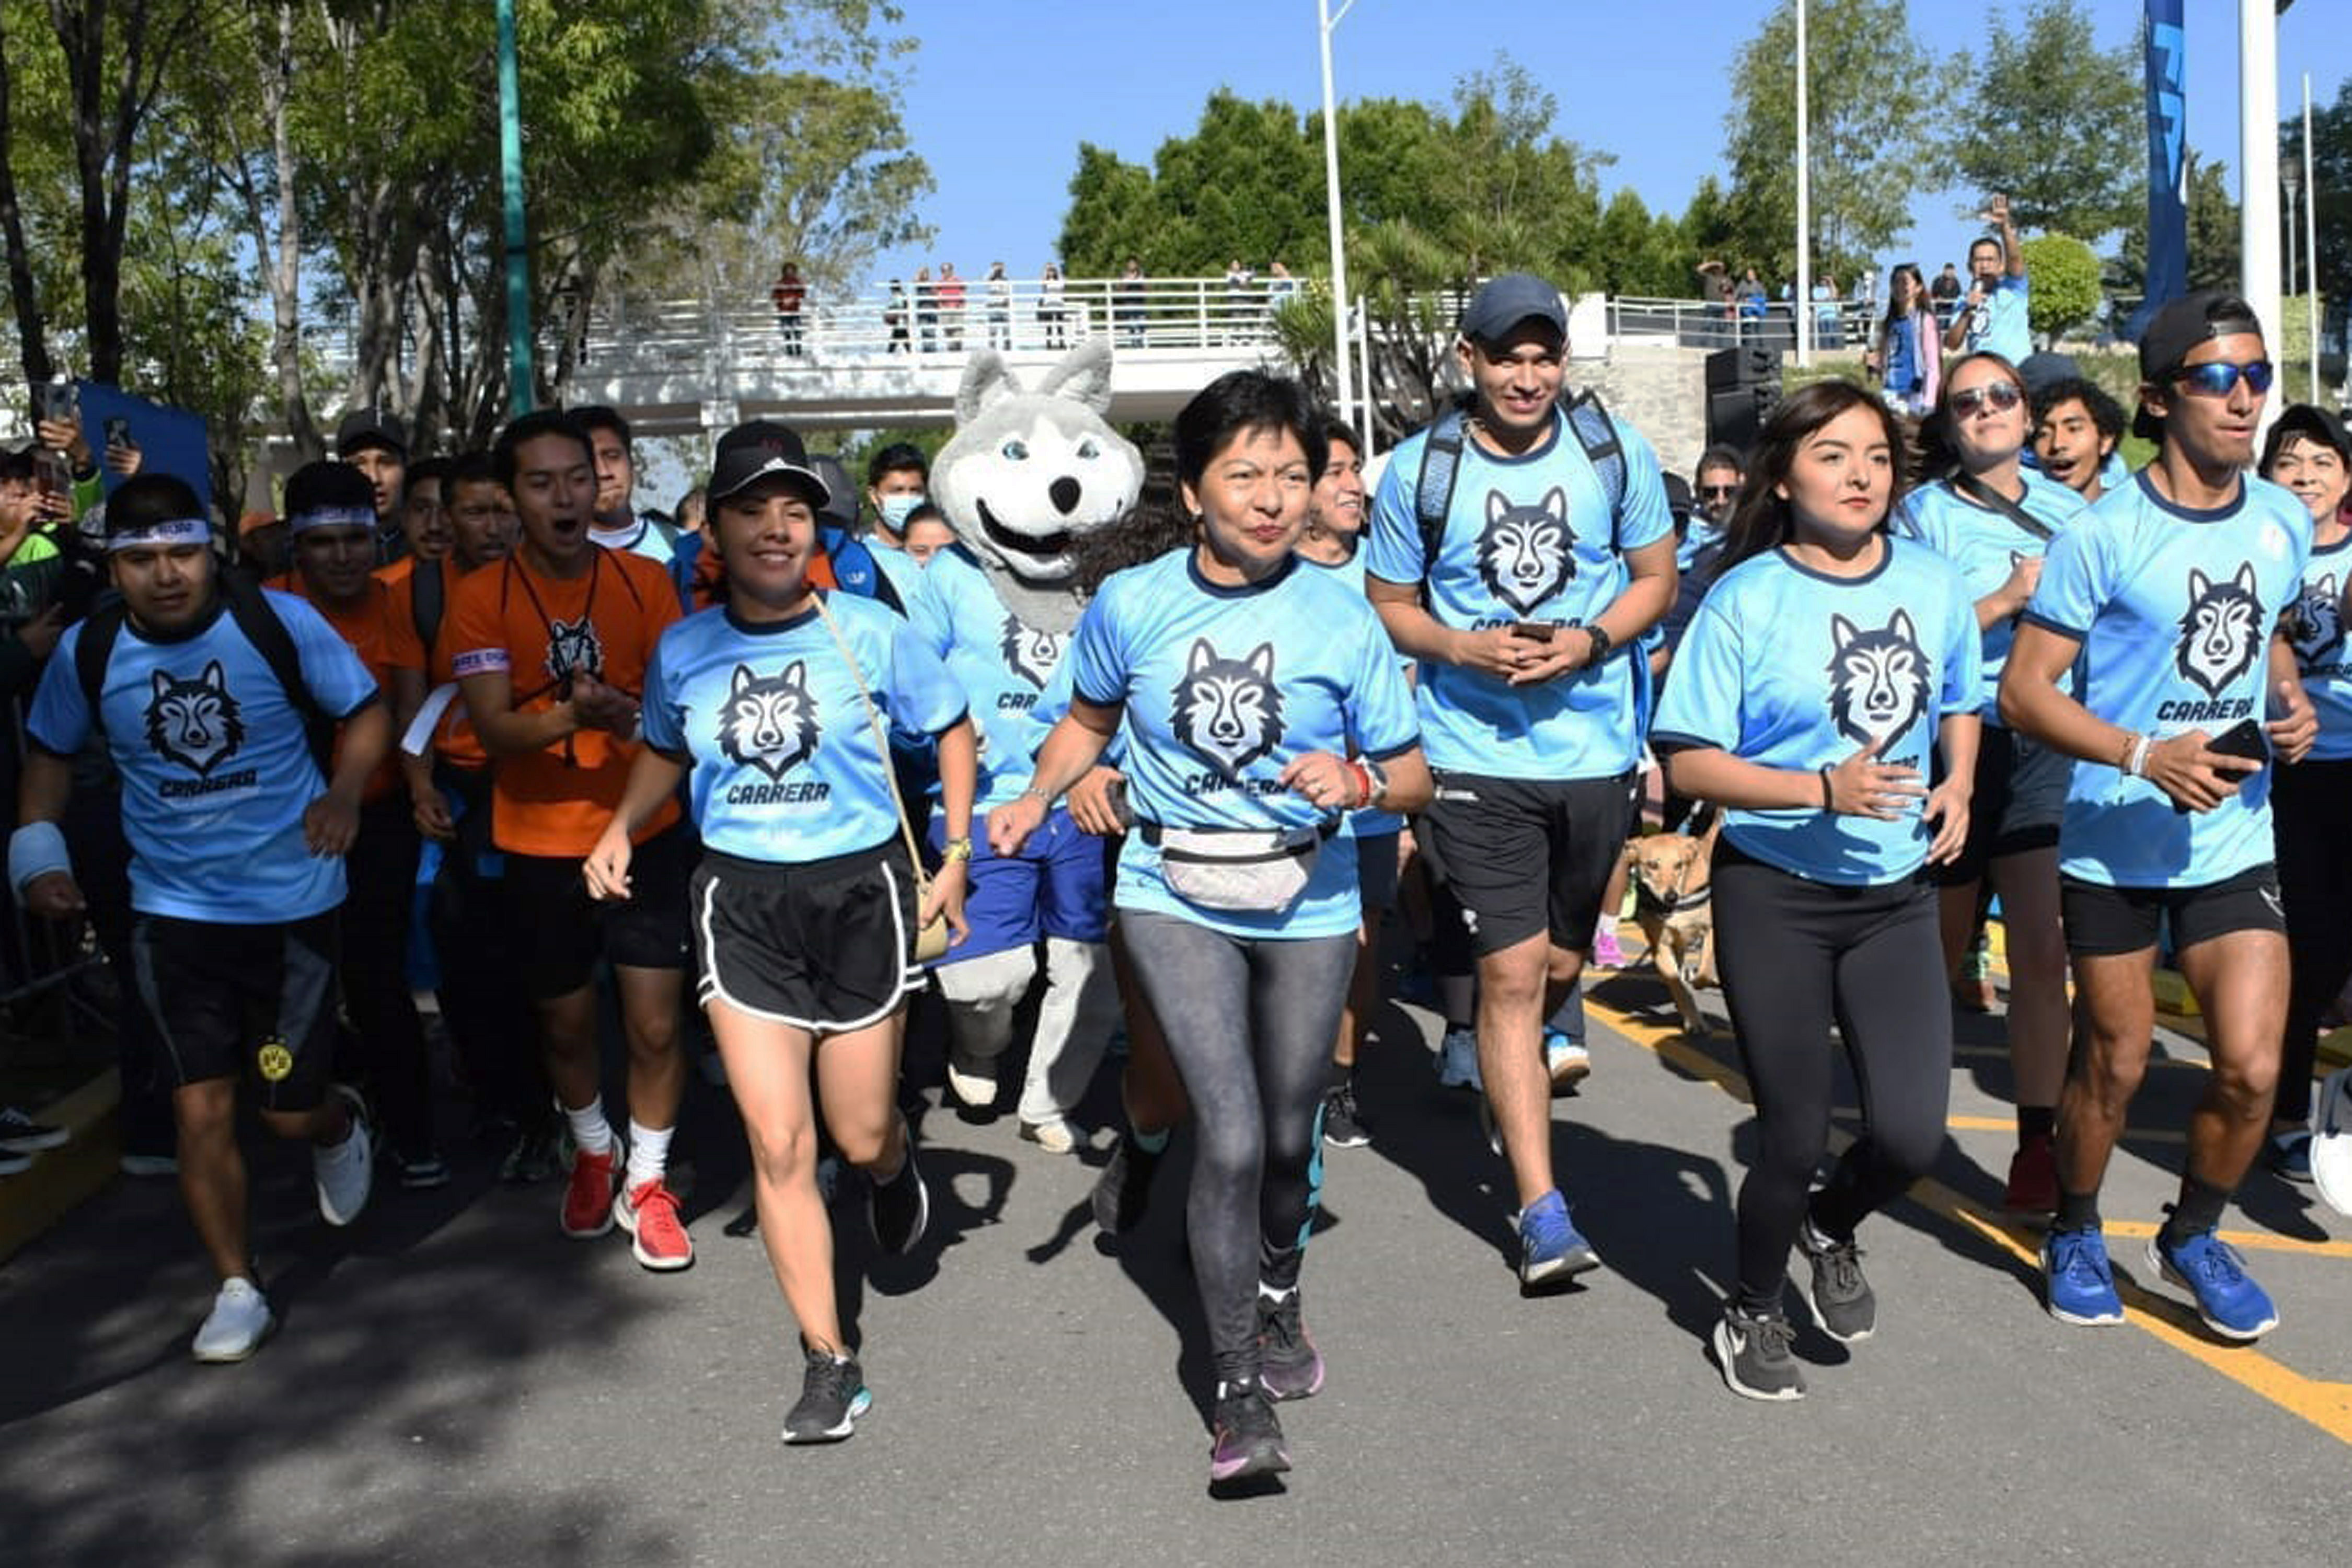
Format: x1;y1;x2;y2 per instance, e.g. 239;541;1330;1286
2041;1226;2125;1326
1517;1190;1599;1288
1543;1028;1590;1090
2149;1225;2278;1341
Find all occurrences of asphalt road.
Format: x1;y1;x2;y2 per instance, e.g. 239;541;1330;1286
3;968;2346;1567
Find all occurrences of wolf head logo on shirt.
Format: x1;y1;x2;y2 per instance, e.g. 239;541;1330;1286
1172;639;1285;779
145;662;244;776
998;613;1064;690
2287;573;2344;671
1826;610;1930;750
545;614;604;683
1475;488;1576;616
2175;563;2265;698
718;662;821;781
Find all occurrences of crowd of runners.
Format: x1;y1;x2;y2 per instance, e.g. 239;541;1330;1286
5;247;2350;1485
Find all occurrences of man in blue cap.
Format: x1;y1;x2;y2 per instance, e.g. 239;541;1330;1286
1363;272;1678;1291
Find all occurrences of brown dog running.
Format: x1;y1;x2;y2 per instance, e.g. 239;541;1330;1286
1623;819;1721;1037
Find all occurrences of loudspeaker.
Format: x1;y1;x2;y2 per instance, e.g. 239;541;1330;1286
1705;344;1782;393
1707;386;1778;452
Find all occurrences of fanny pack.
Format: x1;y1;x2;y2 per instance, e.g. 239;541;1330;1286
1142;821;1335;914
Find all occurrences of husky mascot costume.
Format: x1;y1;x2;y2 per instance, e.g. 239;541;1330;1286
908;341;1145;1145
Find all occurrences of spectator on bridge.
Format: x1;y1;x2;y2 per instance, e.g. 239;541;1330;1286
1734;267;1767;326
937;262;967;353
1039;263;1067;349
1115;258;1147;348
914;266;938;353
770;261;808;358
885;279;912;354
1930;262;1964;330
1811;273;1842;351
985;262;1013;351
1223;259;1254;344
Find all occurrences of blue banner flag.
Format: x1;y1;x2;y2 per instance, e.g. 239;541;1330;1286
2129;0;2188;338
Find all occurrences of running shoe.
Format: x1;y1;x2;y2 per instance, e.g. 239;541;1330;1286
191;1277;274;1363
313;1087;374;1228
1091;1132;1161;1237
1208;1377;1290;1483
868;1134;930;1255
945;1047;997;1109
2265;1129;2313;1185
1544;1028;1592;1091
1018;1115;1078;1155
118;1152;178;1179
782;1346;871;1444
1321;1076;1369;1149
501;1122;561;1184
2041;1225;2125;1326
0;1105;70;1154
394;1146;451;1192
1712;1304;1805;1401
0;1149;30;1178
1589;927;1627;971
560;1142;621;1238
2314;1066;2352;1219
1796;1220;1876;1343
1257;1291;1324;1401
615;1178;695;1271
1435;1026;1482;1091
2003;1132;2059;1215
2149;1223;2278;1341
1517;1189;1599;1288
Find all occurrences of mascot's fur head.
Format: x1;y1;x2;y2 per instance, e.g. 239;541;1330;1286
931;341;1145;634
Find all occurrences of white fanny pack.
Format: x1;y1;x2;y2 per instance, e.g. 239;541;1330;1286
1143;821;1332;914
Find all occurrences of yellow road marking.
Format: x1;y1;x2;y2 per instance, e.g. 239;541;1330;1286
1585;996;2352;1447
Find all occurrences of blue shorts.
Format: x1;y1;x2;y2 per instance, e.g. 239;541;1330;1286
930;805;1111;961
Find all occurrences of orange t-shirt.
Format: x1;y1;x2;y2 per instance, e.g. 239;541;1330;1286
266;571;421;802
384;556;494;771
440;545;682;857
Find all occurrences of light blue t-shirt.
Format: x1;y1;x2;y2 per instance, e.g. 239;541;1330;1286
2022;471;2312;888
1069;549;1420;939
642;593;968;863
1959;274;2031;363
28;591;379;923
591;512;676;569
1651;538;1979;886
907;546;1070;813
1893;470;2088;721
1363;406;1675;780
1306;548;1406;839
869;539;927;608
1676;517;1727;574
2279;532;2352;762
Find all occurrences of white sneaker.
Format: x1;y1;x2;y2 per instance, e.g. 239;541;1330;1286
1435;1027;1483;1091
0;1104;70;1153
2311;1066;2352;1219
314;1086;374;1227
946;1049;998;1109
1019;1115;1077;1155
1545;1032;1593;1089
191;1277;273;1363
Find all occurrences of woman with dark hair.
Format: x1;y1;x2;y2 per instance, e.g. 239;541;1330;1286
990;370;1430;1484
1653;380;1980;1402
1892;352;2089;1217
1866;263;1941;416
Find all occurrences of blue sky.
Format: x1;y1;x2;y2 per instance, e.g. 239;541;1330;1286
863;0;2350;291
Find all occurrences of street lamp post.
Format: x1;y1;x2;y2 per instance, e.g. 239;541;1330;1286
2282;163;2300;298
497;0;534;416
1794;0;1812;368
2238;0;2281;445
1318;0;1361;445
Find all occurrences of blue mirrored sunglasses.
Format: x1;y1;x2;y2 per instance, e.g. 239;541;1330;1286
2172;360;2274;398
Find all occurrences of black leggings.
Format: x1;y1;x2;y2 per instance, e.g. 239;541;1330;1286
343;794;431;1153
1711;844;1952;1315
2274;758;2352;1124
1117;911;1355;1383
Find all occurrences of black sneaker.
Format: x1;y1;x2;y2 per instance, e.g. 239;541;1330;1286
1797;1221;1876;1343
1257;1290;1324;1401
1091;1132;1162;1237
500;1123;560;1184
1712;1305;1805;1401
867;1131;929;1255
1208;1377;1290;1483
1321;1076;1369;1149
782;1346;871;1444
396;1146;451;1191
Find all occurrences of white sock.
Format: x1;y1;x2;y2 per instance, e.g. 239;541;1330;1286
626;1120;673;1190
1596;913;1619;940
563;1101;614;1157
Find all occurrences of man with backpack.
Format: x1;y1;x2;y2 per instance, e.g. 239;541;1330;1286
1363;273;1678;1291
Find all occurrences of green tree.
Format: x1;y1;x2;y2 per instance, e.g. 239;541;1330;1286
2019;233;2102;341
2112;148;2241;297
1953;0;2141;241
2287;77;2349;326
1723;0;1941;283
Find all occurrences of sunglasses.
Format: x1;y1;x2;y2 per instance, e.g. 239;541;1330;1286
2171;360;2275;398
1698;484;1739;500
1950;382;2024;418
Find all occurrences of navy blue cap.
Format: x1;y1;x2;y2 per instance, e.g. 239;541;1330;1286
1459;273;1567;345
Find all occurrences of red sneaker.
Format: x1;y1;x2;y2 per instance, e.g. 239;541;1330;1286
615;1178;695;1271
560;1144;620;1238
2004;1133;2059;1217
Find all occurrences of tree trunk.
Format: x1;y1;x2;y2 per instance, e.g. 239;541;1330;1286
0;8;54;386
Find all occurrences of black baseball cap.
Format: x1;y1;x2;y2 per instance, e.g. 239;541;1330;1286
2263;403;2352;472
808;453;857;531
709;420;832;508
2132;291;2264;441
1661;471;1694;525
2015;351;2080;397
1459;273;1567;347
336;407;408;459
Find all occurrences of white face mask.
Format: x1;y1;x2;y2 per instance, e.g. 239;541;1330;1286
877;492;925;532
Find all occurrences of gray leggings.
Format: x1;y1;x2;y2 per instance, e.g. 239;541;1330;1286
1119;911;1356;1383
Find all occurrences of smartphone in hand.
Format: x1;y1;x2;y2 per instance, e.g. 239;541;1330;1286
1509;620;1557;642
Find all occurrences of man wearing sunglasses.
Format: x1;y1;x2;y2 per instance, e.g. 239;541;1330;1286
1999;291;2318;1343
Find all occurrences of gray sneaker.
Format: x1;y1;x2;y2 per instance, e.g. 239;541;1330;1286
1797;1220;1876;1343
1713;1304;1805;1401
191;1277;274;1363
313;1086;374;1228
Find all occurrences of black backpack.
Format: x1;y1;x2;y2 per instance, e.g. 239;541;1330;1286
75;574;338;780
1412;387;1631;579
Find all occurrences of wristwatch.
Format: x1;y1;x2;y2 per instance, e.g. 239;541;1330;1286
940;836;974;863
1359;755;1391;810
1582;622;1614;663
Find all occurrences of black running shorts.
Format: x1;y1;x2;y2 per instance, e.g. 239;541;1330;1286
689;841;921;1033
1936;724;2067;887
1418;769;1639;957
508;821;695;1001
130;910;340;1112
2059;863;2286;958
